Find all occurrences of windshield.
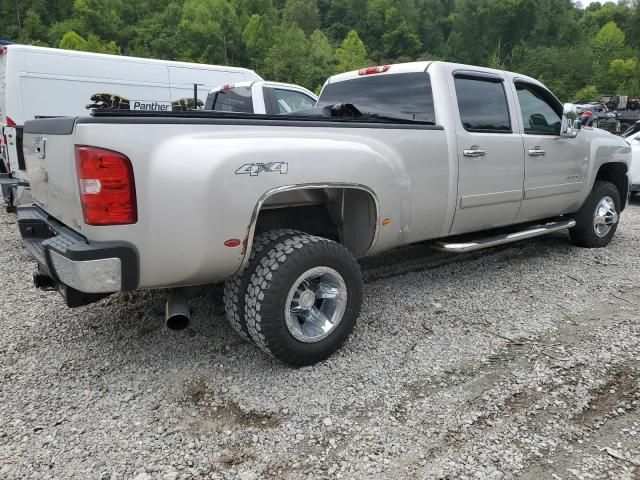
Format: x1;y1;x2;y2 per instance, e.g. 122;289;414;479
318;72;435;123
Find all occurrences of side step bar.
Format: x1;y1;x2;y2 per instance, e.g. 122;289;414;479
432;218;576;253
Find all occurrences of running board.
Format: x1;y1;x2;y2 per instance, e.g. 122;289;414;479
431;218;576;253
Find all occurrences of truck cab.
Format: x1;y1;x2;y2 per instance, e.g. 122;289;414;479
205;81;317;115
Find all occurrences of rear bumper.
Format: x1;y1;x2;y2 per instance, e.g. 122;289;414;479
18;205;138;307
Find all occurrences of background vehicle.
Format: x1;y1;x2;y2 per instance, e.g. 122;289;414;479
0;44;262;210
206;81;317;114
624;130;640;194
18;61;631;366
594;95;640;132
576;103;620;133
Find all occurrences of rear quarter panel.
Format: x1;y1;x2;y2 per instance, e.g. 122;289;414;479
72;121;450;288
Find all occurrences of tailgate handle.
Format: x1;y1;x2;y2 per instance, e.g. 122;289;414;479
35;137;47;159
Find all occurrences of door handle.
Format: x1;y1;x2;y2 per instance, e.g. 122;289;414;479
463;149;487;157
528;148;546;157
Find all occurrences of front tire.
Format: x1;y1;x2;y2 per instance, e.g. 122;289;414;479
244;233;363;366
569;180;620;248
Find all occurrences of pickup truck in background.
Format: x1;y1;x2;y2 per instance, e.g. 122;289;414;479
17;61;631;366
205;81;317;115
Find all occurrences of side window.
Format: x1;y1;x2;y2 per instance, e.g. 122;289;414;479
211;86;254;113
515;83;562;135
272;89;315;113
454;76;511;133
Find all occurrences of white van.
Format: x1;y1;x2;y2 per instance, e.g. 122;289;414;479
0;44;262;208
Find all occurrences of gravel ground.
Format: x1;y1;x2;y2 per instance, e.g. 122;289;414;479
1;201;640;480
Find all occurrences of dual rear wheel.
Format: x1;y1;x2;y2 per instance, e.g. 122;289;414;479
223;230;363;366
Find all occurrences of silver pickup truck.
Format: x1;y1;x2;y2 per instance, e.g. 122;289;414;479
18;61;631;366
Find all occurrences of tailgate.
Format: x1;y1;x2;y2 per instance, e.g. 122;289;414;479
22;117;84;229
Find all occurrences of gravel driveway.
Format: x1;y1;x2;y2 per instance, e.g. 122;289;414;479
1;201;639;480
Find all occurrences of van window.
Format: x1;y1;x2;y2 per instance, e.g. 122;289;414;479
454;76;511;133
317;72;435;123
211;87;254;113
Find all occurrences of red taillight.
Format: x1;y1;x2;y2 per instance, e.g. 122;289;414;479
75;146;137;225
6;116;16;127
358;65;391;76
582;111;593;117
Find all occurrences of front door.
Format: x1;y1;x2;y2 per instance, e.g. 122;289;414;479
450;73;525;235
513;81;589;223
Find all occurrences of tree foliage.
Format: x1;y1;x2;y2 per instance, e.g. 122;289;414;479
2;0;640;97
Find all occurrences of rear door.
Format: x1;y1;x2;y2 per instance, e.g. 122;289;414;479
449;72;524;235
513;81;589;222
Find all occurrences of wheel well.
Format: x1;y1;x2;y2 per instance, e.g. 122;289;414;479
253;187;378;257
595;162;628;210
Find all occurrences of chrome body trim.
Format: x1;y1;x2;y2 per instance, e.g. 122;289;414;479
240;183;380;271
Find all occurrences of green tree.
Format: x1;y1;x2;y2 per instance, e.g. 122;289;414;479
573;85;599;103
589;21;627;92
59;30;121;54
380;7;421;60
335;30;370;74
59;30;88;50
242;13;277;68
307;29;335;90
609;58;639;95
177;0;243;64
18;8;49;44
261;24;309;84
282;0;320;35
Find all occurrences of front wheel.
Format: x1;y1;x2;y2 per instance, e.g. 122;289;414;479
244;233;363;366
569;180;620;248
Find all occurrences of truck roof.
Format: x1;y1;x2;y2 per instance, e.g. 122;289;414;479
208;80;317;97
4;44;259;75
326;61;544;90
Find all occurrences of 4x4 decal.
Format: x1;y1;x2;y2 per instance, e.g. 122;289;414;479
235;162;288;176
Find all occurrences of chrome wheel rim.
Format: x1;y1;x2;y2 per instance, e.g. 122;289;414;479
284;266;348;343
593;196;618;238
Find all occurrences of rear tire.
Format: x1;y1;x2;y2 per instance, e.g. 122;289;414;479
244;233;363;366
223;229;300;342
569;180;620;248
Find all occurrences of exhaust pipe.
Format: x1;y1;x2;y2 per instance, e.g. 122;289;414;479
165;289;190;330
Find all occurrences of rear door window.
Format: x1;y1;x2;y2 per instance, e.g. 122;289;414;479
271;89;315;113
454;76;511;133
211;86;254;113
317;72;435;123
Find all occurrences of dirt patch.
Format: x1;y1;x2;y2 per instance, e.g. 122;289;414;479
575;364;639;426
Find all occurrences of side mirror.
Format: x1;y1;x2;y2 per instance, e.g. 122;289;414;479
561;103;579;138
